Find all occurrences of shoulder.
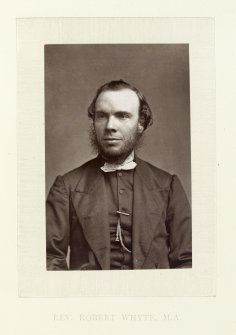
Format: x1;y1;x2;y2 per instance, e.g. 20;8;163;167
54;157;101;192
63;157;99;177
137;158;172;178
135;156;173;189
136;157;189;205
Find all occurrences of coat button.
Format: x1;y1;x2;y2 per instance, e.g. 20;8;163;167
119;189;124;194
118;172;123;177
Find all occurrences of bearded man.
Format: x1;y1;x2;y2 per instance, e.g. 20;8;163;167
46;80;192;270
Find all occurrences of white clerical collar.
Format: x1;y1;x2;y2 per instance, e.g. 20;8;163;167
100;151;137;172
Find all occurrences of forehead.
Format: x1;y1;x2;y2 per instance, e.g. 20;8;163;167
95;88;140;112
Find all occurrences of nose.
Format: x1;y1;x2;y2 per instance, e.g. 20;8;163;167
106;115;117;131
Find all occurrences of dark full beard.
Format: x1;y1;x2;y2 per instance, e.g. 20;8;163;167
89;124;144;164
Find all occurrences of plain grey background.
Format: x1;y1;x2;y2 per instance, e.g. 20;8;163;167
45;44;191;201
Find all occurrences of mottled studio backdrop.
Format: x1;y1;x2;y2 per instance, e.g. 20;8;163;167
45;44;191;201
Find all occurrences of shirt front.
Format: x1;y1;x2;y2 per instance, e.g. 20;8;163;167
103;169;134;269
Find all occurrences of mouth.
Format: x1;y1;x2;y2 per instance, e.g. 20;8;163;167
103;138;121;141
103;138;122;145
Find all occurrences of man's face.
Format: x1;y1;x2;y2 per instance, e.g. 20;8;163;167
94;88;143;163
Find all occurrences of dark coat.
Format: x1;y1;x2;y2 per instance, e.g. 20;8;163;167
46;156;192;270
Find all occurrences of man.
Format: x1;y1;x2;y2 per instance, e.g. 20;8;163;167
46;79;192;270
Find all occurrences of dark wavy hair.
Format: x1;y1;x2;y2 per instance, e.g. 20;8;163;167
88;79;153;130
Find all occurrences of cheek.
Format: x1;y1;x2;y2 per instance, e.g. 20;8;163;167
94;123;103;136
126;123;139;135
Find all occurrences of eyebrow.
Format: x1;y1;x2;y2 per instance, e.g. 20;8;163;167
95;110;131;114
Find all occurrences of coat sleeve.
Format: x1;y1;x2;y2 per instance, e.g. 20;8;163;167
46;176;70;270
166;175;192;268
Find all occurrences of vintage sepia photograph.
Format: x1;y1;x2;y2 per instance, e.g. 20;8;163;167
45;44;192;271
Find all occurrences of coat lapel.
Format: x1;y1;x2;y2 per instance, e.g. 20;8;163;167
132;158;167;269
71;158;110;270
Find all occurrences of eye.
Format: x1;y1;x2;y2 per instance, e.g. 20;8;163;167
95;111;106;119
116;112;130;119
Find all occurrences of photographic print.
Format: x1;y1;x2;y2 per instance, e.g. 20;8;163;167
45;44;192;271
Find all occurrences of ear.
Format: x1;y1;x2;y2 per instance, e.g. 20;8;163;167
137;123;144;133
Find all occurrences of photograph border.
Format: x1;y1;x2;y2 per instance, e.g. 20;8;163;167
17;17;215;297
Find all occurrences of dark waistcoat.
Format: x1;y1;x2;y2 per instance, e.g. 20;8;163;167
104;170;134;270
